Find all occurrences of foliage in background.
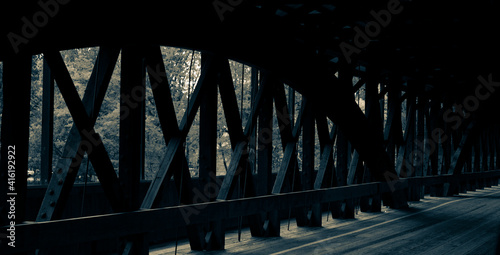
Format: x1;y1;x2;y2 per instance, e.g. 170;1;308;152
7;47;327;184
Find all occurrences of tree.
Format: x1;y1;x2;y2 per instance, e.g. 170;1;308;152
26;46;305;184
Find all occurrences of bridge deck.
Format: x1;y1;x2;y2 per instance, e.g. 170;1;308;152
151;186;500;255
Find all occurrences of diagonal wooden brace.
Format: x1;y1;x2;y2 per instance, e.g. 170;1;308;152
141;53;215;209
38;49;124;222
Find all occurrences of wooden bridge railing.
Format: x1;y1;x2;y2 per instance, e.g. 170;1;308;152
3;170;500;254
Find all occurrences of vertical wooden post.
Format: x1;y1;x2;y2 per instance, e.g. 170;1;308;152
474;134;483;189
496;127;500;185
443;100;453;174
451;123;464;195
41;58;54;184
495;127;500;186
482;131;491;187
362;66;382;212
1;54;31;226
313;114;332;219
248;68;259;174
120;45;146;210
379;83;386;129
496;125;500;170
288;87;295;123
257;73;279;236
143;45;204;250
459;127;471;194
198;55;218;202
415;90;426;199
120;45;147;254
257;77;273;197
386;73;406;202
334;129;354;218
403;91;415;177
437;100;453;196
302;100;319;226
332;62;355;218
464;139;474;191
489;127;496;170
470;142;478;190
386;76;402;164
302;104;315;191
429;94;442;195
428;97;440;177
199;53;223;250
403;90;417;200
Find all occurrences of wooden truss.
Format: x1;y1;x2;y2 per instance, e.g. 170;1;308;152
1;45;500;255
